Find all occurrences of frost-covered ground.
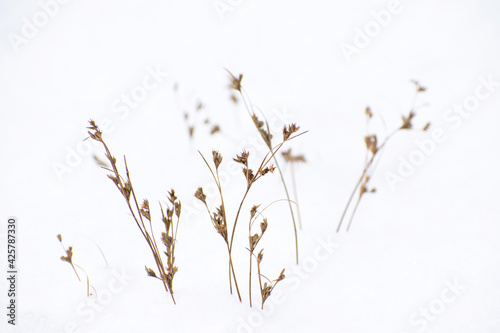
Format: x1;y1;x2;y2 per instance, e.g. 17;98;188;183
1;0;500;332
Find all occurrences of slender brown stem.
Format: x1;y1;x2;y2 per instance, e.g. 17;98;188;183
238;86;301;264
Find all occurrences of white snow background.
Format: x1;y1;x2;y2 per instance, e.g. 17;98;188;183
1;0;500;332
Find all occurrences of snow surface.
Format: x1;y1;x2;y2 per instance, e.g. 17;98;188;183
1;0;500;332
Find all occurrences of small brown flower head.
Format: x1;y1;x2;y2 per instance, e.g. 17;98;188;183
57;234;62;242
257;249;264;263
212;150;223;169
122;181;132;201
359;176;370;197
87;120;103;142
261;283;272;304
145;266;157;278
229;73;243;92
188;126;194;138
243;168;255;185
277;268;285;282
210;125;220;135
250;233;259;251
195;187;207;204
161;232;174;248
213;207;228;241
230;94;238;103
423;122;431;131
174;201;181;218
282;149;306;163
140;199;151;221
166;207;174;219
168;189;177;204
250;205;260;219
184;112;189;120
283;123;300;141
260;129;273;148
401;111;415;130
61;246;73;263
365;106;373;119
196;102;203;111
260;218;268;234
252;114;264;129
204;118;210;124
364;135;378;155
234;151;249;166
259;165;275;176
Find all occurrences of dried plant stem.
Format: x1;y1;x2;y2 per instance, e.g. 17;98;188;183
337;82;428;232
87;121;178;304
336;130;396;233
237;86;299;264
198;152;242;302
290;162;302;230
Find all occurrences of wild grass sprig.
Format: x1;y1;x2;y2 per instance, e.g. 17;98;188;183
336;81;431;232
195;125;304;302
87;120;181;304
57;234;96;297
226;70;302;264
256;249;285;309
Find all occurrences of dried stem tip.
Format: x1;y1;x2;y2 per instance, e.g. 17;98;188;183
194;187;207;204
212;150;223;169
234;151;249;165
283;124;300;141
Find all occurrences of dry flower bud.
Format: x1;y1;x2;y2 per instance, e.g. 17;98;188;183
212;150;223;169
401;111;415;130
234;151;249;165
250;205;260;219
283;123;300;141
195;187;206;204
210;125;220;135
365;106;373;119
260;218;268;234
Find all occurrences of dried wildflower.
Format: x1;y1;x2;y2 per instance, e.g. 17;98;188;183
230;94;238;103
252;114;264;128
212;150;222;169
234;151;249;165
87;120;103;142
140;199;151;221
188;126;194;138
364;135;378;155
168;189;177;204
401;111;415;130
61;246;73;263
283;123;300;141
196;102;203;111
194;187;207;204
365;106;373;119
250;205;260;219
210;125;221;135
282;149;306;163
229;73;243;92
260;219;268;234
145;266;157;278
257;249;264;263
250;234;259;251
423;122;431;131
174;202;181;218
